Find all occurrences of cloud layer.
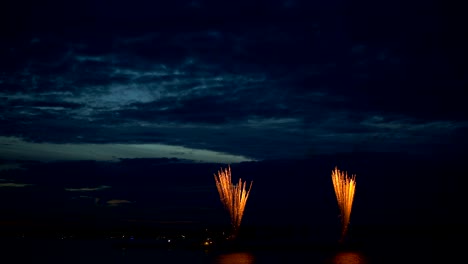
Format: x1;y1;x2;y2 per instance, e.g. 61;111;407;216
1;0;466;162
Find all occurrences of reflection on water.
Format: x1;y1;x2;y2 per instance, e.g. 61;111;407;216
214;252;255;264
331;251;367;264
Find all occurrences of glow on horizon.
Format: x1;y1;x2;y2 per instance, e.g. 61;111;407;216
0;136;254;163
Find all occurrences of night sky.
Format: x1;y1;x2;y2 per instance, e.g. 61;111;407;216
1;0;466;237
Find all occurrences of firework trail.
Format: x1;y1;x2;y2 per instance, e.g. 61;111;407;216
214;165;253;238
331;166;356;242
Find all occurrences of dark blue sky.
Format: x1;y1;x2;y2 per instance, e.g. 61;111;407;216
0;0;466;233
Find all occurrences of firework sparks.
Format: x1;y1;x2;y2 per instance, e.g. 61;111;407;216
331;166;356;242
214;165;253;239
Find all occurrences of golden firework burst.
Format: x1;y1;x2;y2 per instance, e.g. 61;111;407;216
214;165;253;239
331;166;356;242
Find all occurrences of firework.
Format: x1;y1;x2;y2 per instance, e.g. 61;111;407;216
214;165;253;239
331;166;356;242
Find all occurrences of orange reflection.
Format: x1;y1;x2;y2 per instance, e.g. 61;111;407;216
215;252;255;264
331;251;367;264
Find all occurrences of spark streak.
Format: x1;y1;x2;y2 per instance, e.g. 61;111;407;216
214;165;253;239
331;166;356;242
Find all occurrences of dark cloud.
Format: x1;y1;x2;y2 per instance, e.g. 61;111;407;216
105;199;133;207
1;0;466;163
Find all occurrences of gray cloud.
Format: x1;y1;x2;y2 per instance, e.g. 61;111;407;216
64;185;111;192
0;182;33;188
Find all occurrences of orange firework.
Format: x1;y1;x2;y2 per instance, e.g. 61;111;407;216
331;166;356;242
214;165;253;239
